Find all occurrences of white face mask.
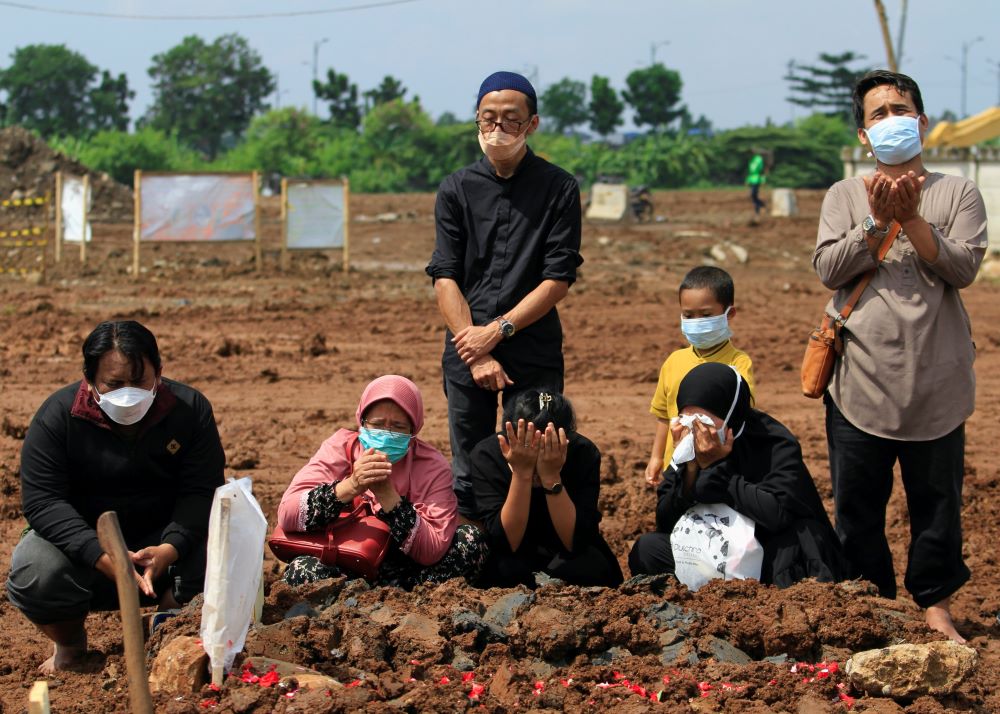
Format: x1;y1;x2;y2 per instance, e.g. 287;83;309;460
864;115;922;165
478;127;527;161
680;307;733;350
95;385;157;425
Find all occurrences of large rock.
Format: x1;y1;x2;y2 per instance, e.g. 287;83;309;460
483;591;533;629
149;635;209;694
846;640;978;698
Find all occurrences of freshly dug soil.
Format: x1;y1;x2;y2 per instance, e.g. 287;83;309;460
0;125;133;222
1;188;998;712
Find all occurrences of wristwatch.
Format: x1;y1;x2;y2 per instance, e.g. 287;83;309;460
541;481;563;495
494;316;516;340
862;215;890;239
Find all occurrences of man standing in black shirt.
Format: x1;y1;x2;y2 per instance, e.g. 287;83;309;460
426;71;582;518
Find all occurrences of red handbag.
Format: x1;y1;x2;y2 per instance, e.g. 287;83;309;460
268;496;391;581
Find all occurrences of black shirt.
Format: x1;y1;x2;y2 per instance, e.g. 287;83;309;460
19;379;226;567
426;149;582;387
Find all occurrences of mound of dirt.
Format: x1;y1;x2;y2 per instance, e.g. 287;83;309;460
134;574;980;712
0;125;133;222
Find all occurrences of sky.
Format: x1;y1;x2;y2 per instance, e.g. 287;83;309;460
0;0;997;132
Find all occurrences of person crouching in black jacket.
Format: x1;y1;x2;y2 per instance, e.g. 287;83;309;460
6;320;225;673
470;390;623;588
629;362;846;588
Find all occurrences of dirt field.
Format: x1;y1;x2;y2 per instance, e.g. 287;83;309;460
1;188;998;712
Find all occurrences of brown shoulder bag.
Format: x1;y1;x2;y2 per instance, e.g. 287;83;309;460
801;221;899;398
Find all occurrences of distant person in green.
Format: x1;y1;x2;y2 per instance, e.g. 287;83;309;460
746;150;767;215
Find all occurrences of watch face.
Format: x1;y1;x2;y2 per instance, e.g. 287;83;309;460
862;215;875;233
545;482;563;495
501;321;515;337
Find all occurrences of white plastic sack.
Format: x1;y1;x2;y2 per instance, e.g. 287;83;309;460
671;503;763;591
201;477;268;682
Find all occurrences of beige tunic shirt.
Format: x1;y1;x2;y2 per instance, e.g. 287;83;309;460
813;172;987;441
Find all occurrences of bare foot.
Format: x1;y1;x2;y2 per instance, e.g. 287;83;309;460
38;642;87;674
925;602;967;644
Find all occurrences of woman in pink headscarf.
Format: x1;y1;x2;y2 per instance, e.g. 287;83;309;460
276;375;488;588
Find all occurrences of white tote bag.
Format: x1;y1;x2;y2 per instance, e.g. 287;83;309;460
670;503;763;591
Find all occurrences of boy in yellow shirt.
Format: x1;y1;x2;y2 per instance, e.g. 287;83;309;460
644;266;755;485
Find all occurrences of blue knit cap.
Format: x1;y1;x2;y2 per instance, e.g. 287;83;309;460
477;71;537;114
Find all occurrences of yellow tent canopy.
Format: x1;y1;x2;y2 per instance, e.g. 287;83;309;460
924;107;1000;149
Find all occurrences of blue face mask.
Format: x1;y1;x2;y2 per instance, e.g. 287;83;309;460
864;115;922;165
359;427;412;464
681;307;732;350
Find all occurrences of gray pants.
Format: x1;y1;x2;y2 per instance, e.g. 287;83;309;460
6;529;207;625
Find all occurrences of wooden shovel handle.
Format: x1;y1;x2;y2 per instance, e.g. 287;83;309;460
96;511;155;714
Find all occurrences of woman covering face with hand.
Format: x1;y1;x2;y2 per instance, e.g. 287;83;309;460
629;362;846;588
470;390;623;588
276;375;488;589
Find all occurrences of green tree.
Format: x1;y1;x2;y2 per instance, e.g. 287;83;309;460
436;111;462;126
363;75;407;110
313;68;361;130
0;44;132;136
540;77;588;134
785;51;869;122
89;70;133;132
51;127;199;186
215;107;328;176
623;63;687;132
588;75;624;137
145;34;274;158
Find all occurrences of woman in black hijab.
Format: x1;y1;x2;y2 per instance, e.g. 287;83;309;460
629;362;845;588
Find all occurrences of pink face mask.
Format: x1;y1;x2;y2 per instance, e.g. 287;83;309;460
478;127;527;161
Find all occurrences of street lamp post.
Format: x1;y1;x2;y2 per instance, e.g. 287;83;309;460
650;41;670;66
312;37;330;116
960;36;984;117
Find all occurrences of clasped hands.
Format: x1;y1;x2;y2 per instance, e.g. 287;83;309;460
864;169;926;230
498;418;568;488
340;448;395;501
98;542;179;600
454;324;514;392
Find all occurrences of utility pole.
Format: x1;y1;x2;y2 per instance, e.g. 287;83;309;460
787;59;796;123
312;37;330;116
872;0;897;71
650;41;670;66
960;36;984;117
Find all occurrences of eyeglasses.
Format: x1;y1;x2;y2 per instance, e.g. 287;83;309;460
475;117;533;135
362;418;412;437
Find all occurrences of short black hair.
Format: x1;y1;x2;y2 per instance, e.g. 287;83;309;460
852;70;924;128
502;389;576;434
82;320;161;383
678;266;735;308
